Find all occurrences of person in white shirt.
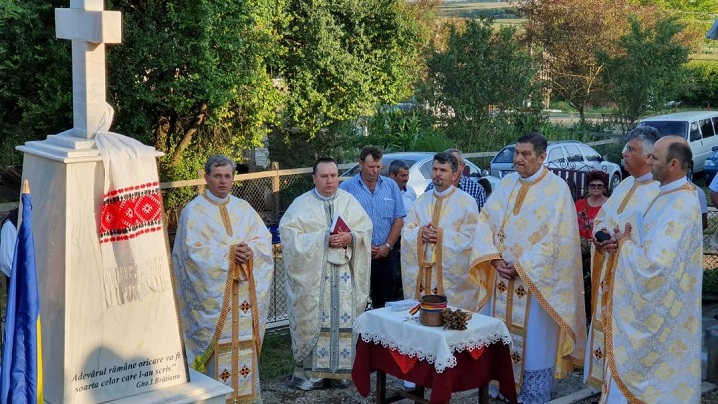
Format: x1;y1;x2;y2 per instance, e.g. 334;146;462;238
388;160;417;300
389;160;417;212
0;207;18;288
693;180;707;230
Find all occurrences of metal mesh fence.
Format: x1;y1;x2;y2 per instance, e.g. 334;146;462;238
705;209;718;271
161;158;718;331
269;244;288;326
229;172;315;328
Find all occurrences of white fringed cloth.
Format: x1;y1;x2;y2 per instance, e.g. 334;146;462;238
353;307;512;373
95;132;169;307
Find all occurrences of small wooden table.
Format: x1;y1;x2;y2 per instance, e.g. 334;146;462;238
351;308;517;404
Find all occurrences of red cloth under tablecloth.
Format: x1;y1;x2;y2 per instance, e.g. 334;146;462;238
352;339;517;403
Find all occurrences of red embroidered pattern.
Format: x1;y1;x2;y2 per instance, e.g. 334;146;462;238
389;348;418;374
99;181;163;243
240;365;251;378
469;345;485;360
389;345;486;374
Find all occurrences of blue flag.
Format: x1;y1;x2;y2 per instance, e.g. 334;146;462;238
1;187;43;403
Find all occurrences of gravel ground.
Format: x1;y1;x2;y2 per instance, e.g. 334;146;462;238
260;300;718;403
261;371;717;404
260;369;592;404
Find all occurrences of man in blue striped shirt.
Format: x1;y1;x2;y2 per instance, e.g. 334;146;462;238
425;148;487;211
340;146;406;308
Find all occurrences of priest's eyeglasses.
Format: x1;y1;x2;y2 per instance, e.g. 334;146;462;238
588;183;604;189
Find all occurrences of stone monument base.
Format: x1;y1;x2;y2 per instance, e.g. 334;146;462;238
60;370;232;404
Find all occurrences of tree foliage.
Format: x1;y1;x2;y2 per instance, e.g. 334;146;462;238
280;0;423;134
522;0;640;123
678;61;718;108
1;0;427;174
106;0;287;175
419;17;544;152
598;15;690;128
266;0;429;167
0;0;72;166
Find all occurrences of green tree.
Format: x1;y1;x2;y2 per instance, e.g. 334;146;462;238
419;17;543;152
598;15;690;129
0;0;72;166
107;0;287;173
522;0;636;123
0;0;287;178
2;0;429;175
281;0;423;134
267;0;427;168
678;61;718;108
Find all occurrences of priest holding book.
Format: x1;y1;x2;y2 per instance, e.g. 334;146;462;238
280;157;373;391
401;152;480;311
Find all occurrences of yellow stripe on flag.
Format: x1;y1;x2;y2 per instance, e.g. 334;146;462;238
36;316;43;404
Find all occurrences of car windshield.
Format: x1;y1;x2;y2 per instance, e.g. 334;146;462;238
493;147;515;163
638;121;689;138
342;157;420;177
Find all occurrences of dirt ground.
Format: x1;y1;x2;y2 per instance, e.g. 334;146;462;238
260;300;718;403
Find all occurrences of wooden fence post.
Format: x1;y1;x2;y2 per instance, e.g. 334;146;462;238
272;162;280;219
197;169;205;195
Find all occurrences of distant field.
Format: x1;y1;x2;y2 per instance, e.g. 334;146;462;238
438;1;519;18
491;18;525;26
439;1;513;11
691;54;718;61
438;1;525;26
435;1;717;61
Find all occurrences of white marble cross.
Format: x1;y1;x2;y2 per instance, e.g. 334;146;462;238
55;0;122;139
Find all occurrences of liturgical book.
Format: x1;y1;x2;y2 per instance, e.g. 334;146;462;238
330;215;351;235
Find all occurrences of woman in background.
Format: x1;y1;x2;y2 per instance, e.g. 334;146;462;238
575;171;608;320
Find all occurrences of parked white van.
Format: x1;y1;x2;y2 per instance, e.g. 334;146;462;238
637;111;718;179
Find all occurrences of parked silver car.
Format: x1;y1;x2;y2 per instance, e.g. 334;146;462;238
489;140;622;191
340;152;501;197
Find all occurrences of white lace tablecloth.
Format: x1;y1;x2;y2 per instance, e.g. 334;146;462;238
353;307;511;373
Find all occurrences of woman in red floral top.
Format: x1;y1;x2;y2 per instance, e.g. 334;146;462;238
575;170;608;319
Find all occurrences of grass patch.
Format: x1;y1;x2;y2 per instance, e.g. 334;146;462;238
704;269;718;294
259;328;294;381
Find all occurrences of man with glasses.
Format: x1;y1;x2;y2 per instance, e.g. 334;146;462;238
425;148;487;211
584;127;661;392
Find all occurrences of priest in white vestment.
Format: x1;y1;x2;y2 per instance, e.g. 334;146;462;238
601;136;703;403
584;127;660;390
172;155;274;403
280;157;372;390
469;133;586;403
402;152;480;310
